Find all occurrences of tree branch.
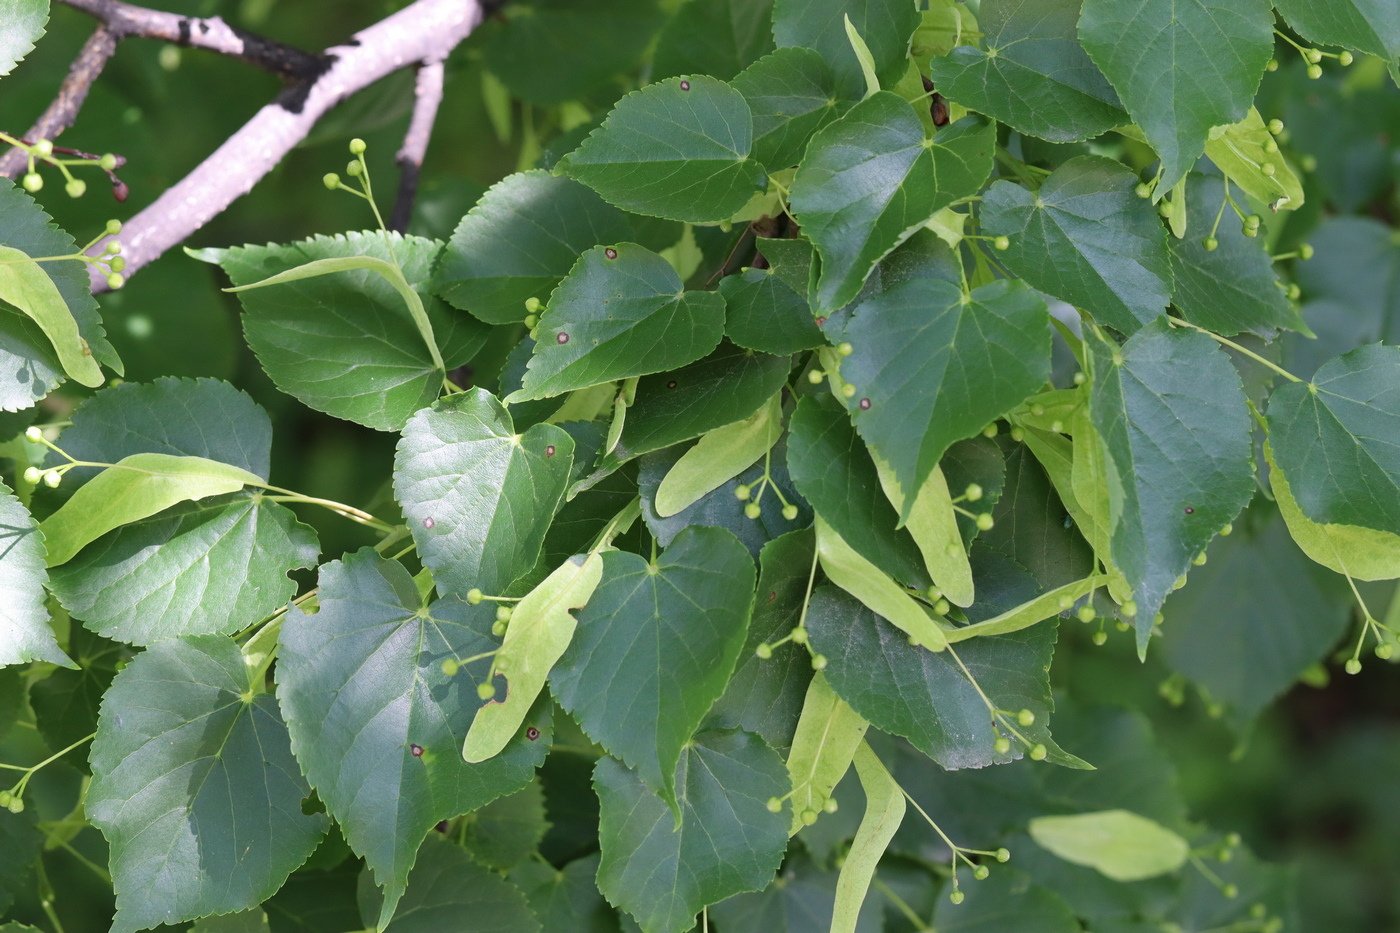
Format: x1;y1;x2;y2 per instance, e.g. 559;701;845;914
0;26;118;179
57;0;327;85
389;59;446;233
82;0;484;290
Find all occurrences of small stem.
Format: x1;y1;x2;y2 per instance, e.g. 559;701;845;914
1167;317;1303;383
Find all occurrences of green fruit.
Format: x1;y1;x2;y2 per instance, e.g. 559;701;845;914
1202;236;1219;251
21;172;42;192
65;178;87;198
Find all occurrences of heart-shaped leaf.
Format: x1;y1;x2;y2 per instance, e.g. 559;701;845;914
731;47;844;169
395;389;575;598
0;484;70;667
772;0;921;101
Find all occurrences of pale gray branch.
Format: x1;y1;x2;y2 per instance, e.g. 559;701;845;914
84;0;483;290
390;59;446;232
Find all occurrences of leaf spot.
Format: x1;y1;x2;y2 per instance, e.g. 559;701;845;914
859;398;871;410
410;744;424;757
815;316;827;326
1184;507;1194;514
667;380;678;388
422;516;435;529
545;445;556;457
680;79;691;91
526;726;541;741
605;247;618;260
557;332;570;344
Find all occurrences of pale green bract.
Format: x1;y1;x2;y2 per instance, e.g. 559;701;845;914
0;246;104;387
784;673;868;835
1029;810;1189;881
654;392;782;516
830;743;905;933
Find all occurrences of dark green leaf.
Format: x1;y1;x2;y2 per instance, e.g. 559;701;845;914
653;0;776;81
0;483;69;667
509;854;617;933
1167;174;1305;338
49;493;318;645
711;851;882;932
981;156;1171;334
594;729;789;933
276;549;549;927
639;438;808;559
0;668;20;742
47;378;271;488
786;395;929;589
731;48;844;169
88;636;327;933
552;527;755;807
756;235;816;297
394;389;574;598
705;529;816;749
1077;0;1273;189
933;868;1080;933
1266;345;1400;536
358;834;539;933
719;267;823;355
791;98;994;313
0;179;119;412
837;277;1051;512
483;0;664;105
205;233;486;431
0;0;47;76
928;0;1124;143
264;861;363;933
614;342;791;461
509;244;726;401
28;628;122;774
1272;0;1400;72
772;0;921;100
1087;322;1254;650
1162;503;1350;731
190;911;271;933
538;751;604;866
982;442;1095;592
558;76;765;224
435;171;633;326
940;435;1008;542
0;806;41;915
808;587;1076;769
462;779;549;870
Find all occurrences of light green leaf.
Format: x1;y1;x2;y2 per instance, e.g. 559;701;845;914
876;460;974;607
785;673;869;834
0;483;71;667
816;517;949;651
1087;322;1254;650
395;389;575;598
276;549;549;929
41;453;262;568
558;76;765;224
928;0;1125;143
0;179;118;410
1267;443;1400;581
1167;173;1306;338
1029;810;1189;881
655;393;782;516
48;493;318;646
791;97;994;313
552;526;755;810
0;247;104;387
1069;407;1133;603
831;743;906;933
1205;108;1305;210
772;0;921;101
0;0;47;77
731;47;844;169
808;586;1084;768
359;833;540;933
944;575;1107;643
196;233;485;431
508;243;726;402
1078;0;1274;189
464;552;603;763
1272;0;1400;75
435;170;633;325
981;156;1171;334
595;729;789;933
1265;344;1400;536
844;15;882;99
837;277;1051;517
88;636;327;933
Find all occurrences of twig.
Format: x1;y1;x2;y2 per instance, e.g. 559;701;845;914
81;0;485;290
0;26;118;179
390;59;446;232
57;0;327;86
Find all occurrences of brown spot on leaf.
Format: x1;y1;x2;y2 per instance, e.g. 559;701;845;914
410;744;424;757
680;80;691;91
422;516;435;529
546;445;556;457
605;247;618;259
667;380;678;388
526;727;541;741
557;332;570;344
859;398;871;410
